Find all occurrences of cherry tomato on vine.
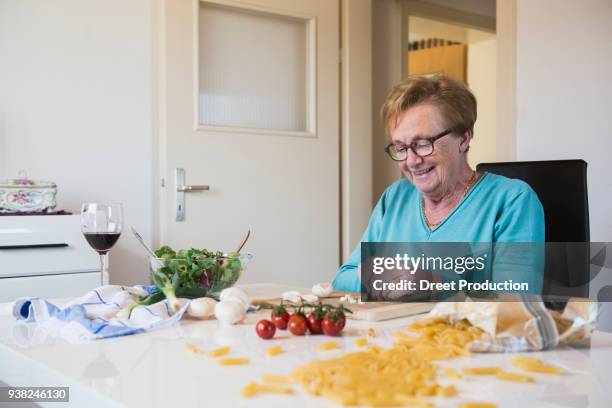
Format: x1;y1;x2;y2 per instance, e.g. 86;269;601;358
321;317;344;336
270;306;290;330
306;312;323;335
288;314;308;336
336;314;346;330
256;319;276;339
334;305;348;330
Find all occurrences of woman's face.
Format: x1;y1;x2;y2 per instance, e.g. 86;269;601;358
390;104;470;198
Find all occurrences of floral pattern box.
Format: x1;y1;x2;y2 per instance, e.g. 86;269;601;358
0;172;57;213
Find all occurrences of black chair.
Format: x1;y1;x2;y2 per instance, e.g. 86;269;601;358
476;160;590;300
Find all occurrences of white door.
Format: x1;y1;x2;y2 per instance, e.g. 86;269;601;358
158;0;340;287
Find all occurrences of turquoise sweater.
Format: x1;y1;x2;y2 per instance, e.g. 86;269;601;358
333;173;545;293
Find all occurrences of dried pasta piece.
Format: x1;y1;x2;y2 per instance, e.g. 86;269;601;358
207;346;230;357
218;357;250;366
437;384;458;397
367;328;376;337
512;356;562;374
443;367;464;379
241;382;294;397
257;384;295;395
394;394;435;408
355;338;368;347
261;374;291;384
185;343;202;354
415;384;437;397
463;367;501;375
457;403;497;408
522;365;562;374
496;371;534;383
319;341;339;351
241;383;259;397
266;345;283;357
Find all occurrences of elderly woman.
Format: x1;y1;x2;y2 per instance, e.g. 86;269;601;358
333;75;544;294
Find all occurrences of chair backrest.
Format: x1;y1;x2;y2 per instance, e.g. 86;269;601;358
476;159;590;299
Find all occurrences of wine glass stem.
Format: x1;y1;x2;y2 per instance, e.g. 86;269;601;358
99;254;106;286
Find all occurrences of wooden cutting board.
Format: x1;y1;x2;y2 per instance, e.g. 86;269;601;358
249;288;433;322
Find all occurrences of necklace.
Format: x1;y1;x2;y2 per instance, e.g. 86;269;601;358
422;170;479;229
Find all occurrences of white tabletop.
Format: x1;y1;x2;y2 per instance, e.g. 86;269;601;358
1;285;612;408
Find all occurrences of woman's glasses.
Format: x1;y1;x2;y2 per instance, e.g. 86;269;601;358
384;129;452;161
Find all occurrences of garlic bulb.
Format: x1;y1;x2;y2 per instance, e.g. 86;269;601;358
219;287;250;311
187;297;217;319
282;290;302;304
214;300;246;324
312;282;333;297
301;294;319;302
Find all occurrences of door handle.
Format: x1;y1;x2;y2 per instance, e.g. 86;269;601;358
175;168;209;222
177;185;210;192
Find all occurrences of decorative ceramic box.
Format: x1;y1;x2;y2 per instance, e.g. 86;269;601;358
0;172;57;212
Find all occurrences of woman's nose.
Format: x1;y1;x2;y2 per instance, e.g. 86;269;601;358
404;148;424;167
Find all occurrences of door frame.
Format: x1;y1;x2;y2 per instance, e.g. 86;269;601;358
340;0;373;263
400;0;516;163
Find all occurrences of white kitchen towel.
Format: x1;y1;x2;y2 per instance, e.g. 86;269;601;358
12;285;189;343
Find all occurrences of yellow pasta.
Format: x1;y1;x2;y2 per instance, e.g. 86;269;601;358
185;343;202;354
512;356;562;374
319;341;339;351
218;357;249;366
522;365;562;374
496;371;534;383
400;318;484;354
394;395;434;408
437;384;458;397
257;384;294;394
261;374;291;384
241;382;294;397
291;344;442;406
241;383;259;397
266;345;283;357
207;346;230;358
443;367;464;379
237;317;540;406
355;337;369;347
457;403;498;408
463;367;502;375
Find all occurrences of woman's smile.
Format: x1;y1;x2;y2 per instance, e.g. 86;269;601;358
411;166;435;178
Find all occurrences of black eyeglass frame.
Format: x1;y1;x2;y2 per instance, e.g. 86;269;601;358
384;129;453;161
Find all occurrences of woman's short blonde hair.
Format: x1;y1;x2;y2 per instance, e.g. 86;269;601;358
380;75;477;136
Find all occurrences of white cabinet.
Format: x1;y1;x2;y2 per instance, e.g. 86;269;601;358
0;215;103;302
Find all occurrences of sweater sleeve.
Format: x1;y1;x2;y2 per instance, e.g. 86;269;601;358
332;188;389;293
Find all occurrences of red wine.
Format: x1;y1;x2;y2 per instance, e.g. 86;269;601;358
84;232;121;254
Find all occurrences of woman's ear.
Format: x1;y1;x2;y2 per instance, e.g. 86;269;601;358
459;130;473;153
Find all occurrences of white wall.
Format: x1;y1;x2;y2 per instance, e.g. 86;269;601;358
0;0;155;285
467;37;497;168
515;0;612;331
515;0;612;242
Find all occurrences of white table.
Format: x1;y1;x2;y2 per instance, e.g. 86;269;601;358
1;285;611;408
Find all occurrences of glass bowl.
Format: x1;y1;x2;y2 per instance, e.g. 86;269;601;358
149;253;253;299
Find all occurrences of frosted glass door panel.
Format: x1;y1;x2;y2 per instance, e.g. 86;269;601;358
198;3;309;132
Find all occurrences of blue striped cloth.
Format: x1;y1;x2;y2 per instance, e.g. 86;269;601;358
12;285;189;343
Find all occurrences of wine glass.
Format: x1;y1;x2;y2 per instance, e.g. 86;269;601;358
80;203;123;286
